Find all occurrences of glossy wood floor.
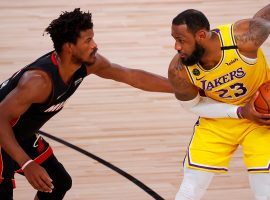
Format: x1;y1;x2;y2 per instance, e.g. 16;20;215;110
0;0;269;199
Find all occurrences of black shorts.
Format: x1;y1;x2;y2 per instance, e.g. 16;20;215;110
0;134;72;200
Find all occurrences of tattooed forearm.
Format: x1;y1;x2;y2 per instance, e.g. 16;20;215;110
175;57;185;71
168;65;191;92
235;19;269;48
168;56;199;100
254;4;270;21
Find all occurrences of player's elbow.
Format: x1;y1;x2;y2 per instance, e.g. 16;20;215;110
177;92;201;109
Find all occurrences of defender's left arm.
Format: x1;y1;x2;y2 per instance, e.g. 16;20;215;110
88;54;174;93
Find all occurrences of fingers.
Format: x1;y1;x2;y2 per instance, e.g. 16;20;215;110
31;179;51;193
28;172;54;192
256;119;270;125
24;162;54;193
251;112;270;125
41;174;54;191
243;92;270;122
249;111;270;125
35;175;54;192
257;113;270;119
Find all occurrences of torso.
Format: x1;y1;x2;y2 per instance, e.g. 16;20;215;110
0;51;88;140
185;24;270;106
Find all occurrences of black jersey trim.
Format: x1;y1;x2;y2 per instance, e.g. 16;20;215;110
220;45;238;50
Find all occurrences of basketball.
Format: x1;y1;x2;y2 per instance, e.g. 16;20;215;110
254;81;270;114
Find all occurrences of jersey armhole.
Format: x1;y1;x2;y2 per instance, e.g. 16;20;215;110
184;66;195;85
231;23;257;65
24;67;55;106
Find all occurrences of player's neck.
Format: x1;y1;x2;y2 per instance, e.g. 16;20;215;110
199;32;222;70
55;52;82;84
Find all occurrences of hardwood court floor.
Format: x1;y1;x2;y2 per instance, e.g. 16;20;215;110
0;0;269;199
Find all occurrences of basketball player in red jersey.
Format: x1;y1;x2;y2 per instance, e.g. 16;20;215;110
168;3;270;200
0;9;173;200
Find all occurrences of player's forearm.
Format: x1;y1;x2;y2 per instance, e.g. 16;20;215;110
0;119;31;166
178;93;240;118
254;4;270;21
95;62;174;93
129;70;174;93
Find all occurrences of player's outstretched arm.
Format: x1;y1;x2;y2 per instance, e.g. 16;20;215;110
88;53;174;93
0;70;54;192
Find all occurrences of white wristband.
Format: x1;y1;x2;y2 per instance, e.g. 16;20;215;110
21;159;34;170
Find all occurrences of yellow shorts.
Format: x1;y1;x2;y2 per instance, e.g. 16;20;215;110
185;117;270;173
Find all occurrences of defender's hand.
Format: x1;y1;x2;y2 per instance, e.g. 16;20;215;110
23;161;54;192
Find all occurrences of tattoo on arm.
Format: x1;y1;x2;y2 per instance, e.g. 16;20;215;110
254;4;270;21
235;20;269;48
175;58;185;71
168;57;199;100
168;63;191;91
257;12;270;21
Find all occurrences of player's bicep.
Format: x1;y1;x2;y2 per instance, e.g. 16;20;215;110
0;70;51;120
0;88;33;121
234;19;270;55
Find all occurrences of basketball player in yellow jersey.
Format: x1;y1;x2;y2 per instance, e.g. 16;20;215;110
168;4;270;200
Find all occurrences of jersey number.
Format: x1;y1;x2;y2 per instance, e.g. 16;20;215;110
217;83;247;98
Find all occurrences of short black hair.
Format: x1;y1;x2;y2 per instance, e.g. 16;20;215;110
172;9;210;34
45;8;93;53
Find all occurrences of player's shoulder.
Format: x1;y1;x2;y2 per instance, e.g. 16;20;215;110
233;18;265;55
95;53;110;66
18;69;52;90
14;69;53;103
86;53;111;75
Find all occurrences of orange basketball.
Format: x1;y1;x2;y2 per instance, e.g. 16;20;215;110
254;81;270;114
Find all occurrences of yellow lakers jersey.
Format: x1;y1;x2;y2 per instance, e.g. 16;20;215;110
185;24;270;106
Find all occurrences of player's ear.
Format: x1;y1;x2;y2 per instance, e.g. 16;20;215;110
195;29;207;42
62;43;73;54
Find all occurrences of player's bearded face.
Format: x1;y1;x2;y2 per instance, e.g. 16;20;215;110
72;47;98;65
85;47;98;65
179;42;205;66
